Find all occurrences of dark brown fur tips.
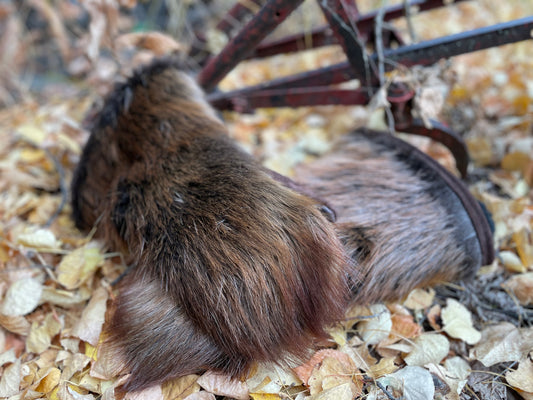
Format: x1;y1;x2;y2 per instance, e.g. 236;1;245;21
295;129;494;305
71;58;350;391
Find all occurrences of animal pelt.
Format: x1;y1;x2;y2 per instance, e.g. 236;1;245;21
70;57;350;391
294;128;494;305
71;56;494;392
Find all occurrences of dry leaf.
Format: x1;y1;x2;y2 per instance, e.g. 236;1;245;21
427;357;470;400
35;367;61;393
57;245;104;290
293;349;353;385
1;277;42;316
0;357;21;397
309;382;356;400
16;228;61;249
247;363;301;394
378;366;435;400
196;372;248;400
162;374;200;400
116;32;185;56
404;333;450;367
500;250;526;273
368;357;397;378
441;299;481;345
183;392;216;400
123;384;163;400
503;272;533;305
249;393;281;400
26;313;64;354
505;357;533;392
72;286;108;346
356;304;392;345
513;228;533;268
307;356;359;396
470;323;533;367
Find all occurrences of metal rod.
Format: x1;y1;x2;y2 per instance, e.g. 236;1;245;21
209;87;369;111
198;0;305;92
249;0;471;58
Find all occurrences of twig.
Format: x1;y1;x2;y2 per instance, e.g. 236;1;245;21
376;381;401;400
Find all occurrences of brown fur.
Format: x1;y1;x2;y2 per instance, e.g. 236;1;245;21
295;129;493;304
71;58;350;391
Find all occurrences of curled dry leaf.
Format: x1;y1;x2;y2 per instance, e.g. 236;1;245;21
35;367;61;394
247;363;301;394
441;298;481;345
184;392;216;400
162;374;201;400
26;313;64;354
72;286;108;346
470;322;533;367
123;384;163;400
0;277;42;316
307;355;361;397
196;372;249;400
503;272;533;305
293;349;353;385
404;333;450;367
356;304;392;345
427;357;470;400
500;250;526;273
367;357;397;378
16;228;61;250
310;382;356;400
0;357;21;397
57;245;104;290
377;366;435;400
505;357;533;393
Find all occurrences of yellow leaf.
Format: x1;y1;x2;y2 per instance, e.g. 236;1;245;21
162;374;200;400
17;123;47;145
368;358;397;378
57;245;104;289
249;393;281;400
17;228;61;250
404;333;449;366
35;367;61;393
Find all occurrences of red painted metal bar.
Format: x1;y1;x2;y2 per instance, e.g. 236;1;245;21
402;118;470;178
209;87;370;111
317;0;374;85
249;0;470;59
207;16;533;109
198;0;305;92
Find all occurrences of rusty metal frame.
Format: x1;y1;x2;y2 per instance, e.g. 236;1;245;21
195;0;533;176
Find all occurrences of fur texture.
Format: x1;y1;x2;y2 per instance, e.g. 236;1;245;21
295;129;494;304
71;58;350;391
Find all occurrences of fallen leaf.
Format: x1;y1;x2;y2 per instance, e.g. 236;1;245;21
196;372;248;400
72;286;108;346
0;357;21;397
404;333;450;367
470;323;533;367
35;367;61;394
16;228;61;249
442;299;481;345
309;382;356;400
26;313;64;354
499;250;526;273
0;313;31;335
162;374;200;400
356;304;392;345
123;384;163;400
505;357;533;392
57;245;104;290
183;392;216;400
503;272;533;305
368;357;397;378
1;277;43;316
307;356;359;396
293;349;353;385
377;366;435;400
